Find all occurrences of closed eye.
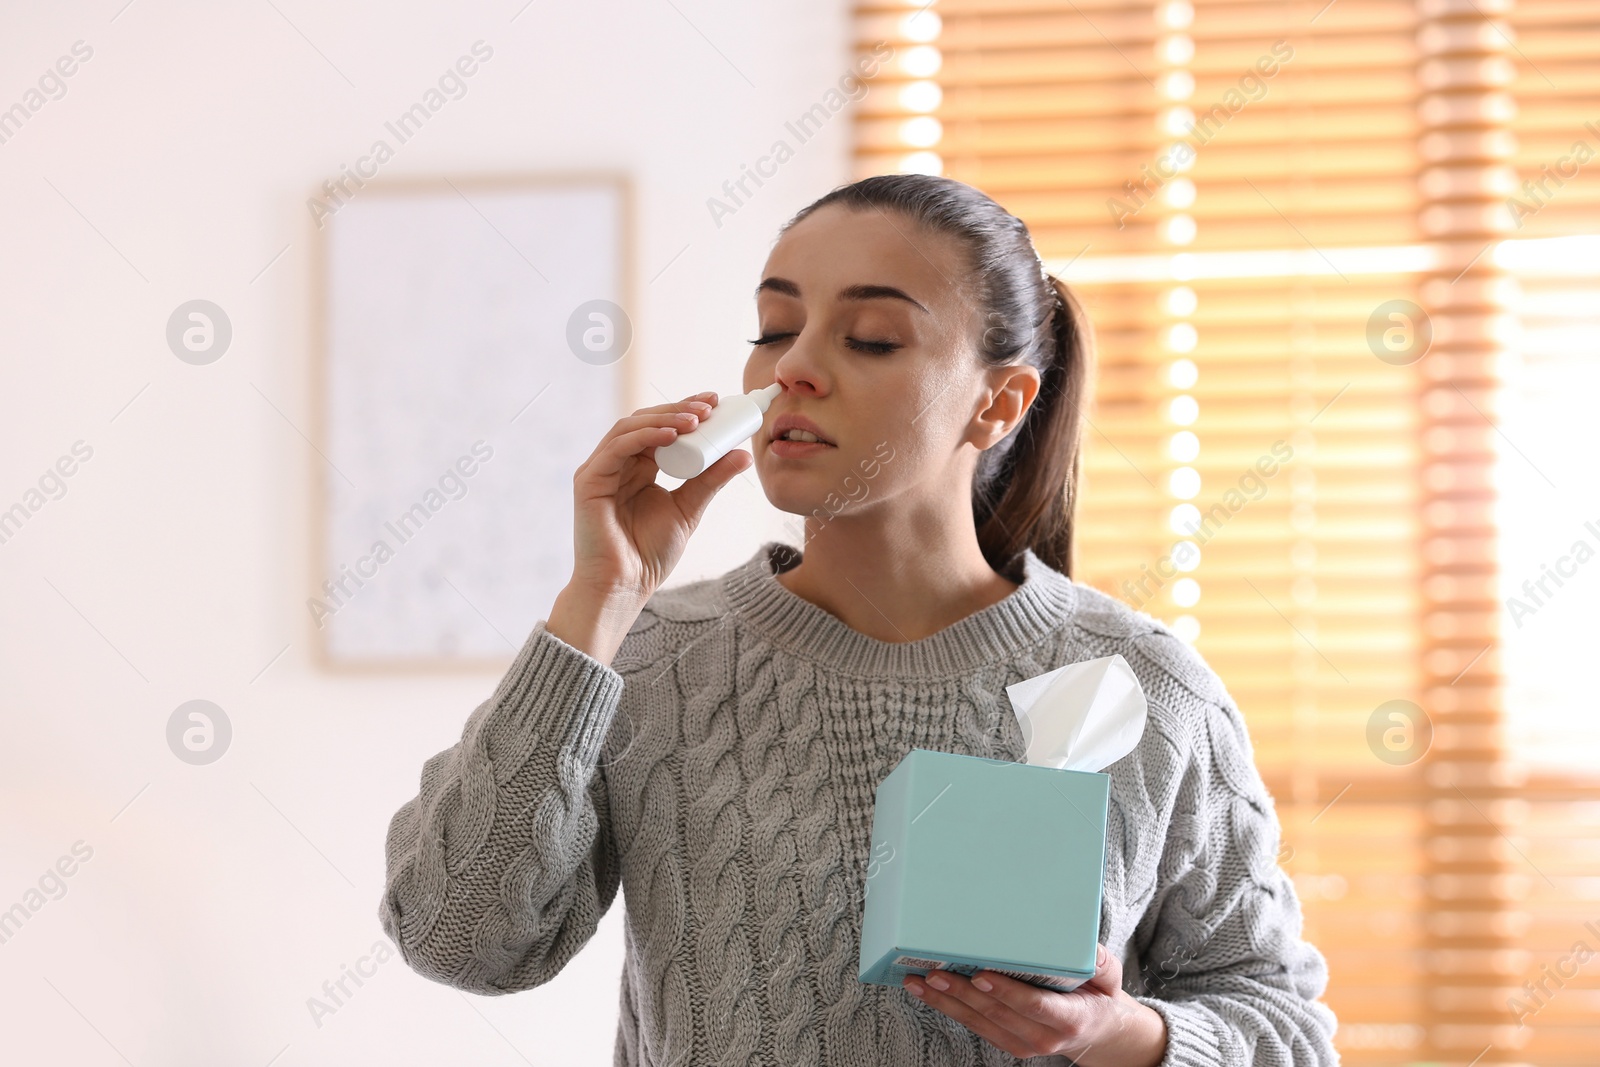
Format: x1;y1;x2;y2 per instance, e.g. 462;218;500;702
845;337;900;354
748;332;900;354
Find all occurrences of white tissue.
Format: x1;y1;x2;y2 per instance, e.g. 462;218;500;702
1004;655;1148;772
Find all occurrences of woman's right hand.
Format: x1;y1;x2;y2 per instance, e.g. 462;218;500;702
546;391;754;664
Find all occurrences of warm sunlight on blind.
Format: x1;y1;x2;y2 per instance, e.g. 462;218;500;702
1495;5;1600;1058
854;0;1600;1063
1495;241;1600;1061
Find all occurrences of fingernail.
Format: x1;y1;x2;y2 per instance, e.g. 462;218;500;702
973;976;993;992
926;973;949;991
906;978;925;997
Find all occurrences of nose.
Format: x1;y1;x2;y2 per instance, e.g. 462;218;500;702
772;334;828;398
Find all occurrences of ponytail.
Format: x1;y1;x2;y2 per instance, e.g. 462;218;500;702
973;275;1092;577
781;174;1094;577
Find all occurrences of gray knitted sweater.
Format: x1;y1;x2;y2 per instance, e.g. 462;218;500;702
379;541;1340;1066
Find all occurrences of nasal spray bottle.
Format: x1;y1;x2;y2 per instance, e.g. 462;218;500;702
655;383;782;480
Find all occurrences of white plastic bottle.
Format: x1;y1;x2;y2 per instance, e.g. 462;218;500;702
655;383;783;480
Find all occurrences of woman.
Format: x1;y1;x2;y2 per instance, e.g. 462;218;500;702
378;174;1339;1066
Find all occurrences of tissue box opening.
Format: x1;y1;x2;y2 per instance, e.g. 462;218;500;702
857;748;1109;992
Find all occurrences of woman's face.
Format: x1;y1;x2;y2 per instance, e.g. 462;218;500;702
742;202;1038;527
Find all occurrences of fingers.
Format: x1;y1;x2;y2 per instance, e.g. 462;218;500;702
582;404;709;478
899;949;1123;1057
611;409;704;437
582;420;694;481
628;391;718;417
580;392;720;479
905;968;1095;1060
1082;942;1123;995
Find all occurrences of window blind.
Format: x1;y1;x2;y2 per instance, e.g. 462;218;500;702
852;1;1599;1062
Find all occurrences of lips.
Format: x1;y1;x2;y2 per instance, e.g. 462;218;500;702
770;413;834;446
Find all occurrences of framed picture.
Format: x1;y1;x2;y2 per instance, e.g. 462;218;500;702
311;174;634;668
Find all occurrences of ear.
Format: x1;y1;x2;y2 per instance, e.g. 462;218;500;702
967;363;1041;451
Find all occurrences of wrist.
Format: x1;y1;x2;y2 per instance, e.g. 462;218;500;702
547;582;647;665
1070;993;1167;1067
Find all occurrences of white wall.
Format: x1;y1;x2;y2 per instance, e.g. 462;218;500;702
0;1;852;1062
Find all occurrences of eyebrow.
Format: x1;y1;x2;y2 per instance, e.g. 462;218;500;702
754;277;928;314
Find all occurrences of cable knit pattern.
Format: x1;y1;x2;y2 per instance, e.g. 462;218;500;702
379;541;1340;1066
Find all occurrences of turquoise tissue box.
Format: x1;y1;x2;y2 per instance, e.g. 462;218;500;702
857;747;1110;992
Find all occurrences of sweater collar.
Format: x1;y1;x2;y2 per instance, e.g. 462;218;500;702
722;540;1078;679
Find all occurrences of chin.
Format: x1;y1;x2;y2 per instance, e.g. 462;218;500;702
753;463;828;513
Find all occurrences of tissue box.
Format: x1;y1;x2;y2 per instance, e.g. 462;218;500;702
857;747;1109;992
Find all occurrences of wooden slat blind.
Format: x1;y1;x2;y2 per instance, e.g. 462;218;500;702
853;1;1600;1063
1414;0;1521;1057
1506;0;1600;238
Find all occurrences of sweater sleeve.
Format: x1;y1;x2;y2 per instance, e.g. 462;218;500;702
1130;692;1341;1067
377;619;626;994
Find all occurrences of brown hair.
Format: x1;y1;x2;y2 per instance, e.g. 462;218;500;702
780;174;1094;577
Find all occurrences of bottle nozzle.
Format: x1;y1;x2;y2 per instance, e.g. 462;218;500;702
752;382;782;411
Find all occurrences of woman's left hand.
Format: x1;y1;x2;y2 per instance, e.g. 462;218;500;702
902;943;1168;1067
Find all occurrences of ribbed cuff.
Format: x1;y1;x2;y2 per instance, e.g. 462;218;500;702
1133;995;1225;1067
484;619;626;771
